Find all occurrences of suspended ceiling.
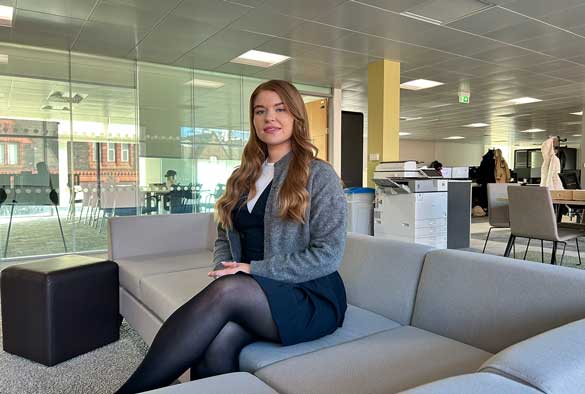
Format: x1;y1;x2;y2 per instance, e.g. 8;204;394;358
0;0;585;145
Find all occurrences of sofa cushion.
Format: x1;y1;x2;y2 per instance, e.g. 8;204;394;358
255;326;492;394
396;372;542;394
480;318;585;394
140;267;213;320
412;249;585;353
117;250;213;299
108;212;216;260
239;304;400;372
339;234;432;325
140;372;277;394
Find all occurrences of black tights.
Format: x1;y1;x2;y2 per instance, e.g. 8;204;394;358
116;274;279;394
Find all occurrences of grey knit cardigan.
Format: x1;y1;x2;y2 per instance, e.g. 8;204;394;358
213;153;347;284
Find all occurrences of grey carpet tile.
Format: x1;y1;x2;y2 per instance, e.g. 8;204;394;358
0;301;148;394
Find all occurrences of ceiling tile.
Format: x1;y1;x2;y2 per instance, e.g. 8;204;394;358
73;21;147;57
228;8;305;36
484;19;561;44
498;0;585;19
11;9;84;50
516;32;585;58
263;0;348;20
18;0;98;20
171;0;252;26
316;1;435;42
447;7;525;35
279;21;352;47
356;0;430;13
90;0;178;32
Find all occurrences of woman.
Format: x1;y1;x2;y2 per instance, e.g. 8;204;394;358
540;136;564;190
115;80;348;394
494;149;510;183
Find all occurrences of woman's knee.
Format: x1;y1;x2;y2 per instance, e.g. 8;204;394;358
208;274;256;301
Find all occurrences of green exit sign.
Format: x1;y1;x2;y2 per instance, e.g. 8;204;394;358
459;95;470;104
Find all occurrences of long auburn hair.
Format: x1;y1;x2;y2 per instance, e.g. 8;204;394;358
215;80;318;229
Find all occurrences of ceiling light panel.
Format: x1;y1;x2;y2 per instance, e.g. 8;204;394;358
504;97;542;105
0;6;13;27
400;79;444;90
464;123;489;127
520;128;545;133
571;111;583;116
230;50;290;68
399;132;411;136
444;136;465;139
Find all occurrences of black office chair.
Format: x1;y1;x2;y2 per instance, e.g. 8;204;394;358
559;171;583;223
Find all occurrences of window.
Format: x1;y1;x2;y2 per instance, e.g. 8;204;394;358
121;143;129;162
92;142;99;161
7;143;17;164
0;143;4;164
107;142;115;162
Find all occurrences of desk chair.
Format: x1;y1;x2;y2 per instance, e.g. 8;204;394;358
506;186;584;265
483;183;518;254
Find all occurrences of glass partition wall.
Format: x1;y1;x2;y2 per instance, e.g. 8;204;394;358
0;43;330;260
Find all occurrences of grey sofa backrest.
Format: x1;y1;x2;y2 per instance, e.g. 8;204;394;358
108;213;216;260
480;318;585;394
412;249;585;353
339;233;433;325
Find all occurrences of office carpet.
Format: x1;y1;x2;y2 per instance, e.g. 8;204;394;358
471;228;585;268
0;307;148;394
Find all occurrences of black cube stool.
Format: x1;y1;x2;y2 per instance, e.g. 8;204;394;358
1;255;119;366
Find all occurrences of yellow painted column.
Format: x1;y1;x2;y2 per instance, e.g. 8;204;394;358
367;60;400;187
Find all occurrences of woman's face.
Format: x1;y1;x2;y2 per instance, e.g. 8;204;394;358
253;90;294;151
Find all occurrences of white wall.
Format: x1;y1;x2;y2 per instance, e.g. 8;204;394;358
399;140;484;167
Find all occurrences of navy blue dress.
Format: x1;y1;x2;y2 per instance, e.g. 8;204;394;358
233;183;347;346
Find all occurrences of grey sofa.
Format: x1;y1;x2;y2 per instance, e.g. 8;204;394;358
108;213;585;394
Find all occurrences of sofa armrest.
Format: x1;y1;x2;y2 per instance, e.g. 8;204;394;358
479;318;585;394
396;372;541;394
108;213;216;260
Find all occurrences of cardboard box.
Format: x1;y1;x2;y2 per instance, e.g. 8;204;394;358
572;190;585;201
550;190;574;200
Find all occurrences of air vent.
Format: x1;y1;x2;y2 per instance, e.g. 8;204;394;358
401;0;494;25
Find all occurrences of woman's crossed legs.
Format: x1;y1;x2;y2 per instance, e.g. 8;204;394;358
116;274;279;394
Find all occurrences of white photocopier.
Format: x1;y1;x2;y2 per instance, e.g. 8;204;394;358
372;161;448;249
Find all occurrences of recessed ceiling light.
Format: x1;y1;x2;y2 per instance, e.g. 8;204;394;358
429;103;452;108
0;53;7;64
520;128;545;133
230;50;290;68
572;134;582;137
444;136;465;140
0;6;13;27
400;116;423;121
463;123;489;128
399;132;411;136
400;79;444;91
571;111;583;116
185;79;224;89
504;97;542;105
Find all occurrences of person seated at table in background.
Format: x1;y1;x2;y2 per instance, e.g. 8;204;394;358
115;80;348;393
430;160;443;175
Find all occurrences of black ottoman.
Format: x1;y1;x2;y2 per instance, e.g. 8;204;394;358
1;255;119;366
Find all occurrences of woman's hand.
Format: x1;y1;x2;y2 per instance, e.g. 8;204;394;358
208;262;251;279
